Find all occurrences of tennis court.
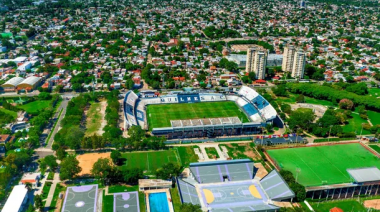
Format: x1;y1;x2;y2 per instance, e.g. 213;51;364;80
120;150;180;173
62;184;98;212
114;191;140;212
267;143;380;187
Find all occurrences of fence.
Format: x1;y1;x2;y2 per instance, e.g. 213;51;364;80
164;136;254;144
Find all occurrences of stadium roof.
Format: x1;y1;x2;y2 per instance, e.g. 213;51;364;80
347;167;380;183
189;159;255;184
1;77;24;87
260;170;295;201
2;185;28;212
19;76;40;86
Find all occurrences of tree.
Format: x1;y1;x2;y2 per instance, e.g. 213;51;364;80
122;168;144;184
287;108;316;131
60;156;82;181
339;99;354;110
38;158;47;175
38;92;52;100
56;147;66;160
24;182;32;191
34;194;43;211
26;204;34;212
44;155;58;171
155;162;181;179
248;72;256;80
91;158;113;184
128;126;145;143
295;94;305;103
272;85;288;97
219;80;226;87
180;203;202;212
110;150;122;165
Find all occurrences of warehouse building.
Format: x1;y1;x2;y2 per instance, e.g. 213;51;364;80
1;77;24;92
17;76;41;92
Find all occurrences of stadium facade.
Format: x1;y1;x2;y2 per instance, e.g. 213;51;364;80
123;86;283;139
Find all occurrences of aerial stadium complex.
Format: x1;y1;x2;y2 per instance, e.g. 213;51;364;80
177;159;295;212
123;86;283;139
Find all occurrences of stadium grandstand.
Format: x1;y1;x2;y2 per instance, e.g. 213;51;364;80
123;86;283;139
177;159;294;212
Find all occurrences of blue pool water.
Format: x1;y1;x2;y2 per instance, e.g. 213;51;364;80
149;192;170;212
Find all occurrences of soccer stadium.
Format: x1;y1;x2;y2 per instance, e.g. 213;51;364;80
176;159;295;212
266;143;380;200
123;86;283;139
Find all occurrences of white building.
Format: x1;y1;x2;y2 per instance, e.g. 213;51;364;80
246;46;268;79
2;185;28;212
282;45;306;79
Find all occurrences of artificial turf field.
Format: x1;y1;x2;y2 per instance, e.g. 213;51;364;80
267;143;380;187
120;150;180;174
146;101;250;130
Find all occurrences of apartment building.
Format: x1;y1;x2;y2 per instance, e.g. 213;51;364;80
282;45;306;79
246;46;268;79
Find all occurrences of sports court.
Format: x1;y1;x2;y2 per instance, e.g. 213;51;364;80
113;191;140;212
62;184;98;212
147;101;249;129
199;181;267;209
267;143;380;187
120;150;180;173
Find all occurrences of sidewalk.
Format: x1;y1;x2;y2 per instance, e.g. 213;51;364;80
44;173;61;210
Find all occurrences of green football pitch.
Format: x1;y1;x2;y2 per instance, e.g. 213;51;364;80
267;143;380;187
120;150;181;174
146;101;250;130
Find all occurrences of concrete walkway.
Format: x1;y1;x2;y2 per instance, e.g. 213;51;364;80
44;173;61;211
197;143;229;161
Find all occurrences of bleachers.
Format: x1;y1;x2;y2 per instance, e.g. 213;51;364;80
252;95;268;110
242;103;258;117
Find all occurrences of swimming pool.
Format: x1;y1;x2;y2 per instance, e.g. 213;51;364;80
148;192;170;212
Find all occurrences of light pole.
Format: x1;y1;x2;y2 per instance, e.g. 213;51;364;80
328;125;333;142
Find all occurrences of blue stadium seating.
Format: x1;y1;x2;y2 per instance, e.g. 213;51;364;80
252;95;268;110
242;103;258;116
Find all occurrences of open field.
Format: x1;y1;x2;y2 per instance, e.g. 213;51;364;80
277;94;335;107
220;143;259;160
205;147;219;159
267;143;380;187
85;101;107;136
76;152;111;176
175;146;199;166
370;145;380;154
146;101;249;130
18;100;52;114
343;113;371;135
120;150;180;173
368;110;380;126
0;108;17;119
305;200;372;212
368;88;380;97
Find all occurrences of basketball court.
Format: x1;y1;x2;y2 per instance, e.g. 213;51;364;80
61;184;98;212
198;180;267;209
113;191;140;212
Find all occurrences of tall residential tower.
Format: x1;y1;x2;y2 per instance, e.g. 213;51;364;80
282;45;306;79
246;46;268;79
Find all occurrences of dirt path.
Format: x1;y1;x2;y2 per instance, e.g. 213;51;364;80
364;199;380;209
97;100;107;136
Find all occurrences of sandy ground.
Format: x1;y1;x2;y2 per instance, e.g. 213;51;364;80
364;199;380;209
97;101;107;136
76;152;111;176
254;163;268;179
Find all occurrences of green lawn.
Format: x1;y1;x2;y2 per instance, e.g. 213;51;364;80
147;101;249;130
120;150;180;174
48;184;65;212
267;143;380;187
368;88;380;97
277;94;334;107
0;108;17;119
342;112;371;135
108;185;139;193
85;102;103;136
170;186;182;212
368;110;380;126
175;146;199;167
205;147;219;159
103;190;113;212
309;200;372;212
220;143;256;160
369;145;380;154
18;100;52;114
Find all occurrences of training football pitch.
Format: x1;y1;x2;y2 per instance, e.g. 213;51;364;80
147;101;250;130
267;143;380;187
120;150;180;174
